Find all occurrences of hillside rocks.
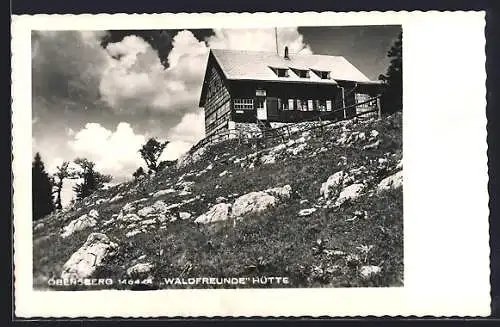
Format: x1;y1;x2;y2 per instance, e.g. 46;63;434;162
260;153;276;165
362;140;380;150
137;206;155;217
126;229;142;238
179;212;192;220
377;170;403;192
231;192;277;218
176;145;207;169
320;171;345;199
119;213;141;223
126;262;153;278
61;233;118;280
194;185;292;224
298;208;317;217
194;203;232;224
265;185;292;199
232;185;292;218
152;200;169;213
152;188;176;197
61;211;99;239
359;265;382;279
335;183;364;207
88;209;99;219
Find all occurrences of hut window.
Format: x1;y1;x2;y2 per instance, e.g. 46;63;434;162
270;67;289;77
234;99;254;110
312;69;331;79
288;99;295;110
295;99;302;111
308;100;314;111
326;100;332;111
317;100;326;111
281;99;289;110
277;69;289;77
301;100;309;111
292;68;310;78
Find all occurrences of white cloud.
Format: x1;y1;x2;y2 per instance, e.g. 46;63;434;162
68;122;146;179
206;27;312;56
67;120;202;180
160;141;193;162
99;31;208;116
167;110;205;143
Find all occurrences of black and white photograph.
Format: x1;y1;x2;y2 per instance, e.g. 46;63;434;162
30;24;403;290
13;11;489;317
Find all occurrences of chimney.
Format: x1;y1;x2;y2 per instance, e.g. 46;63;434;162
284;46;289;60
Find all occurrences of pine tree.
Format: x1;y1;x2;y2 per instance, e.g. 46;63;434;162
32;153;55;220
379;31;402;114
139;138;169;173
73;158;112;201
52;161;77;210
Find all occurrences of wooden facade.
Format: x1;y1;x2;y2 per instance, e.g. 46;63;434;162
200;50;383;136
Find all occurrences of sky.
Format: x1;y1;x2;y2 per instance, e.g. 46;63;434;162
31;25;401;205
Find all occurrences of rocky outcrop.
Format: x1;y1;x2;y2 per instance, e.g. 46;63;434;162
137;206;156;217
359;265;382;279
120;213;142;223
127;262;154;278
335;183;364;207
231;191;277;218
61;233;118;280
194;203;232;224
61;211;99;239
377;171;403;192
176;145;208;169
233;122;262;138
152;188;176;198
298;208;317;216
320;171;345;199
264;184;292;199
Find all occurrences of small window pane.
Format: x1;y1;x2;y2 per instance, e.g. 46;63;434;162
308;100;314;111
326;100;332;111
234;99;254;110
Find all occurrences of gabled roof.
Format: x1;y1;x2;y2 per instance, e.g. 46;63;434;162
210;48;378;85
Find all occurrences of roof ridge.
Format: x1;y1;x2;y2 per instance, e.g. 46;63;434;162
211;48;345;58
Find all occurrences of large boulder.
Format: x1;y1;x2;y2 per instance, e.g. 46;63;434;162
61;213;98;239
61;233;118;280
377;171;403;192
231;192;277;218
194;203;231;224
264;184;292;199
320;171;345;199
335;183;364;207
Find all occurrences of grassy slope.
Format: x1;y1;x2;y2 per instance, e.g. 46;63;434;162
33;113;403;289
